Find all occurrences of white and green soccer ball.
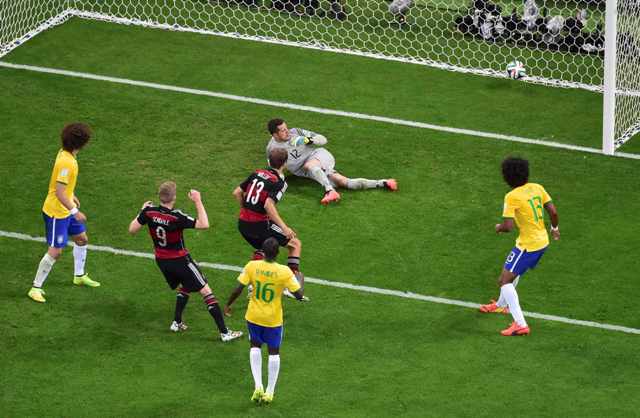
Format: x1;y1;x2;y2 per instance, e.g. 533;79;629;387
506;60;526;80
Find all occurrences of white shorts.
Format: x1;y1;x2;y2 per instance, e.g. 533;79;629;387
293;148;337;182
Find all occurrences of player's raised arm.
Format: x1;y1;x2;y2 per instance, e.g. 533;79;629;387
188;190;209;229
544;202;560;240
128;201;153;234
128;218;143;235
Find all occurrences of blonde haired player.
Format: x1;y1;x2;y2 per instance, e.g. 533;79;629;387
224;238;308;405
28;123;100;303
129;182;242;342
480;157;560;336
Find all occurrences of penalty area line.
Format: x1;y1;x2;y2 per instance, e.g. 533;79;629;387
0;61;638;160
2;229;639;335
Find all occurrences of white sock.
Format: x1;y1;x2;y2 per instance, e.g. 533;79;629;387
308;166;333;192
501;283;527;327
496;276;519;308
73;244;87;276
250;347;263;390
33;254;56;288
345;178;385;190
266;354;280;395
513;276;520;288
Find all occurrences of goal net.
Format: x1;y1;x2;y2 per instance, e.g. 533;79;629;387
0;1;69;57
1;0;638;151
609;0;640;148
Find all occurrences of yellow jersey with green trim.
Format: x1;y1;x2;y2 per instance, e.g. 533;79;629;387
502;182;552;252
238;260;301;327
42;149;78;219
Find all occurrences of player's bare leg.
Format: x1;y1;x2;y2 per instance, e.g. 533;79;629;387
71;232;100;287
497;269;529;336
305;159;341;204
329;171;398;191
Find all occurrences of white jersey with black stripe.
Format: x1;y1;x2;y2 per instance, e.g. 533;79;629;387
266;127;322;175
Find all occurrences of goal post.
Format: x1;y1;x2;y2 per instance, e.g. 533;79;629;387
1;0;639;153
602;0;617;155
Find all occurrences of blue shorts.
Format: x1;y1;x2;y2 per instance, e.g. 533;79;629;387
247;321;283;349
43;212;86;248
504;246;546;276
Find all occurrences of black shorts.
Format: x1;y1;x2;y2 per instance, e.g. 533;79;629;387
155;255;208;292
238;220;290;250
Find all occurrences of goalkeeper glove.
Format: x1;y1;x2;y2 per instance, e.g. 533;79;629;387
289;136;313;147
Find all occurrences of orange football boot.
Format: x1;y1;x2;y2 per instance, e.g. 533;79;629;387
500;321;530;336
385;179;398;191
320;190;341;205
479;300;510;314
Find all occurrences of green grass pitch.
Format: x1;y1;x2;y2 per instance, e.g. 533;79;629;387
1;17;640;417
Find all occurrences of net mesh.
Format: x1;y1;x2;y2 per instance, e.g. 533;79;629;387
67;0;607;89
0;1;69;57
0;0;638;147
612;0;640;147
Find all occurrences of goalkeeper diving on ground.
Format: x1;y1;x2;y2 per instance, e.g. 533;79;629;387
265;118;398;205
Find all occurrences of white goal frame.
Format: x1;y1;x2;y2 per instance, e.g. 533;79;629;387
0;0;638;155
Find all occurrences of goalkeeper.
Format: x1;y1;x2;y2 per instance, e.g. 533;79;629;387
265;118;398;205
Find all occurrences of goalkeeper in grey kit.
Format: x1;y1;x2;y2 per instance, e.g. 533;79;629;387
265;118;398;205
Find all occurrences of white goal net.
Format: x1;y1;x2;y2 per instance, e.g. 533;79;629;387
609;0;640;148
1;0;638;151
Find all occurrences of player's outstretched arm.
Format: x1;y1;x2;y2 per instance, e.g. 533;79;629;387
544;202;560;240
224;284;246;316
188;190;210;229
264;198;295;239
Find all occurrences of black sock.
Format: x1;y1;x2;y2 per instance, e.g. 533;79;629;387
203;293;228;334
174;288;190;323
287;256;300;273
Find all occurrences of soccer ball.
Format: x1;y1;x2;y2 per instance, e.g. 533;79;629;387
506;60;526;80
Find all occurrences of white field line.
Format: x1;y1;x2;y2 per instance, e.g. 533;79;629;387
3;229;639;335
1;61;639;160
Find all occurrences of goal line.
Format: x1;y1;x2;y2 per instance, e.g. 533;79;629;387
1;60;639;160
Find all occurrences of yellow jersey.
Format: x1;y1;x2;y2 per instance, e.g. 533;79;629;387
42;149;78;219
502;183;552;252
238;260;301;327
